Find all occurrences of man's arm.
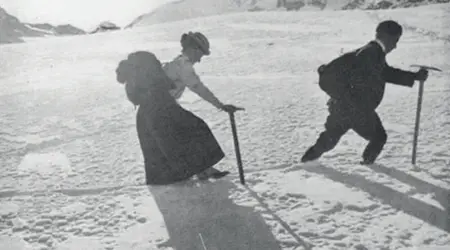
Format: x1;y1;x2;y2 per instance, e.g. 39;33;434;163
383;64;417;87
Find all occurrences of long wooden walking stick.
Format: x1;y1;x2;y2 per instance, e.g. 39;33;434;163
410;64;442;165
228;109;245;185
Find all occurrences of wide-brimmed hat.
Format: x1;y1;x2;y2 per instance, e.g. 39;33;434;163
182;31;210;55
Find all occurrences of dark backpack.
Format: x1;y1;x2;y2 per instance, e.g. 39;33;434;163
317;51;358;99
124;69;176;107
124;81;151;107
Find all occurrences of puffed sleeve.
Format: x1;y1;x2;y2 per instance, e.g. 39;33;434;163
178;61;204;90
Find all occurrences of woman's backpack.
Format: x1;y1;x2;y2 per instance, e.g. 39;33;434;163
125;81;150;107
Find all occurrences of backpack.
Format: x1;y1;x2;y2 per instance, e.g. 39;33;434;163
317;51;358;99
124;80;150;107
124;70;176;107
117;53;176;108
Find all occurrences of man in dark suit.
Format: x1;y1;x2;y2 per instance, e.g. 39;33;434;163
301;20;429;165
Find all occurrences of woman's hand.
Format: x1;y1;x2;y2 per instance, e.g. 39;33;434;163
219;104;245;113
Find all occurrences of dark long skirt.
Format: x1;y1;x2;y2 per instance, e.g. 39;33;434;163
136;92;225;185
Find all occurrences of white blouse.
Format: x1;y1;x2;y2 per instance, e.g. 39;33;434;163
163;55;204;100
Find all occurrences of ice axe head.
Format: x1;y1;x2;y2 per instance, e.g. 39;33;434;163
410;64;442;72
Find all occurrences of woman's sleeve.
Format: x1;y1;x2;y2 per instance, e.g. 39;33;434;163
178;63;204;89
179;63;223;109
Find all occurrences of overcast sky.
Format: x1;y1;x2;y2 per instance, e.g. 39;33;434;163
0;0;174;31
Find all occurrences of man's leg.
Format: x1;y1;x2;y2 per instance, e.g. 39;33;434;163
352;112;388;164
301;108;349;163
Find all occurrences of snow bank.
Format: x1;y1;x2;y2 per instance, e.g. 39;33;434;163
126;0;279;28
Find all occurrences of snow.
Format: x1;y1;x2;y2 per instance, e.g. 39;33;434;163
368;3;450;41
0;3;449;250
17;152;74;179
126;0;448;28
126;0;280;27
23;24;55;36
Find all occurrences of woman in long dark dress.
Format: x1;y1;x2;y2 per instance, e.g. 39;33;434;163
115;51;235;185
163;31;243;179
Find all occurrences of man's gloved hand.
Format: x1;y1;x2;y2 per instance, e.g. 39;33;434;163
415;68;429;81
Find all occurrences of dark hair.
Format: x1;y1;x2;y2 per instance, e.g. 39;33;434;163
376;20;403;36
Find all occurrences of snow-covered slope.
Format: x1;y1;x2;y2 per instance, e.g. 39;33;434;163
26;23;86;36
0;3;449;250
343;0;450;9
0;7;85;44
126;0;449;28
126;0;280;28
126;0;343;28
0;7;42;44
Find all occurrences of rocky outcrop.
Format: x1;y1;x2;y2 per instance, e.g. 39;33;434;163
89;22;120;34
26;23;86;35
0;6;85;44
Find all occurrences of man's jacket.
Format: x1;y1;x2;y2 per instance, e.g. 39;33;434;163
318;41;417;111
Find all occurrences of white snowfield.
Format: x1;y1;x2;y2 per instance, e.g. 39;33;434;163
126;0;277;28
126;0;340;28
1;3;449;250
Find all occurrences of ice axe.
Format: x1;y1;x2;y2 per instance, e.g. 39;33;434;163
198;233;208;250
227;107;246;185
410;64;442;165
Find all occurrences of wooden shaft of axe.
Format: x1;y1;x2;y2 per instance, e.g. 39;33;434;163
410;64;441;165
229;112;245;185
412;80;425;165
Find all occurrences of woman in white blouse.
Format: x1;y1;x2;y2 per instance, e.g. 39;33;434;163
162;31;242;180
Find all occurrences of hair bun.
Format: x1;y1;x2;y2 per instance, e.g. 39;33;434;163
116;59;130;84
180;33;188;44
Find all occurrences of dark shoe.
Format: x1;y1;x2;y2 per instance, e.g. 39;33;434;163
301;147;321;163
210;171;230;179
359;159;375;165
197;168;230;180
